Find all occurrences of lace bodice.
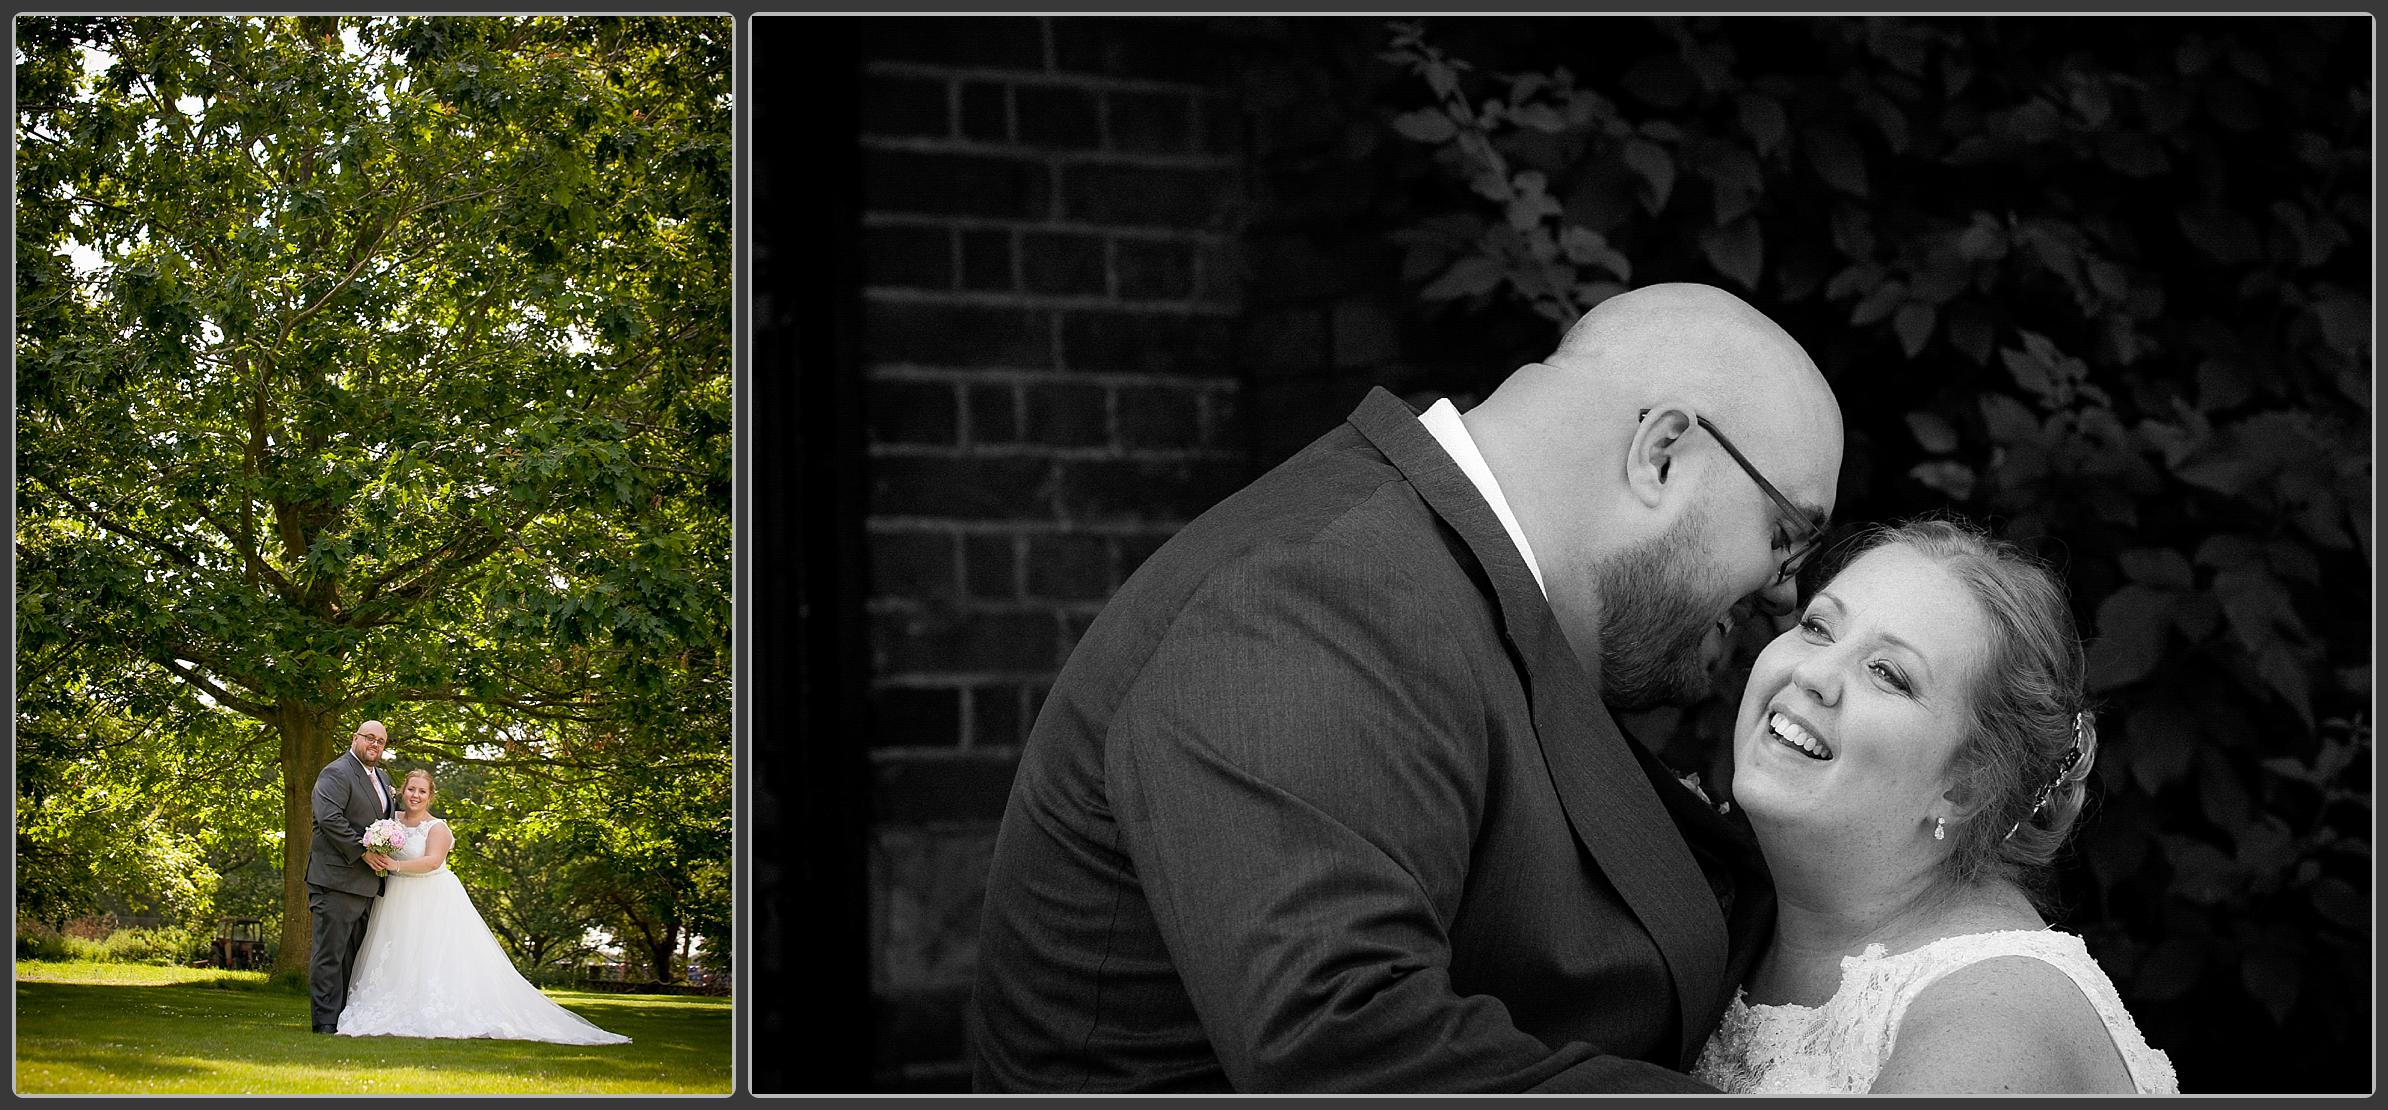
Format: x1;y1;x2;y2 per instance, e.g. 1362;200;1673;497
1693;929;2179;1094
389;816;442;866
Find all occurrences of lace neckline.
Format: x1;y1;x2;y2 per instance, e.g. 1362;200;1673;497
398;813;438;829
1743;927;2060;1015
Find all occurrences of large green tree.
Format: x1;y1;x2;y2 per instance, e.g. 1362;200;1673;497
16;15;731;976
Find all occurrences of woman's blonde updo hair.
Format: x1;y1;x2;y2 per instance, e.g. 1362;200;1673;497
1829;517;2098;903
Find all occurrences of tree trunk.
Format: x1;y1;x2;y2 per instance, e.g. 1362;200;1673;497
271;706;341;977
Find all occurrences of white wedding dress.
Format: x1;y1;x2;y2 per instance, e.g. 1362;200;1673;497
335;816;630;1045
1693;929;2176;1093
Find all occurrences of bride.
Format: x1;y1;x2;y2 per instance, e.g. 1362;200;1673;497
1693;519;2175;1093
336;767;631;1045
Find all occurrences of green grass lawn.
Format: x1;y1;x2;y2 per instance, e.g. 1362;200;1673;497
16;961;731;1094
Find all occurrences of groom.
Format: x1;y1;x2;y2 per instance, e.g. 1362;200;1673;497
973;284;1845;1090
306;719;397;1033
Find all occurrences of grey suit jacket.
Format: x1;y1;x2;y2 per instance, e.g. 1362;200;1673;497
307;751;392;898
971;387;1773;1092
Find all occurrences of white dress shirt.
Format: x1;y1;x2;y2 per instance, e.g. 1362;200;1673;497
1416;398;1548;598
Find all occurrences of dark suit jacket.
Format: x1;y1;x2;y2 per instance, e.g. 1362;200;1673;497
971;388;1773;1092
306;751;392;898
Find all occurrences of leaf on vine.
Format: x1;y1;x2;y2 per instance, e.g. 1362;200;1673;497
2310;876;2366;930
1622;138;1674;212
1892;301;1936;358
1944;300;1995;364
1421;254;1503;301
2118;546;2194;591
2088;583;2172;691
1904;410;1959;454
2163;836;2239;906
1735;92;1788;156
2132;933;2207;1001
1801;124;1869;197
2241;948;2301;1026
2256;641;2317;732
2097;130;2171;177
2177;202;2262;265
1698;218;1762;290
2312;295;2369;358
1848;279;1905;326
1510;102;1567;134
1393;107;1459;144
1907;460;1974;501
1559;225;1631;282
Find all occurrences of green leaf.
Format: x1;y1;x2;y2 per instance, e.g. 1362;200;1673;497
1892;301;1936;358
1905;411;1959;454
1802;124;1869;197
1698;217;1763;290
1621;138;1675;212
1421;254;1503;300
1849;280;1905;326
2241;948;2302;1025
1735;91;1788;156
2088;584;2173;691
1392;107;1458;144
2177;202;2263;265
1908;460;1975;501
2118;547;2194;590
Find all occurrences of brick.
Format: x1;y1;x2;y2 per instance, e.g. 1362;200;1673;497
864;224;953;290
1196;95;1242;157
1114;237;1196;301
867;378;960;446
868;455;1053;519
1024;533;1115;600
958;81;1010;143
870;824;1000;986
1201;385;1245;452
1058;311;1232;375
871;757;1019;824
1016;84;1102;149
875;608;1061;673
867;528;960;602
866;149;1049;219
958;228;1014;292
962;534;1018;601
1050;16;1225;82
1019;231;1108;297
869;685;962;748
1059;163;1234;227
863;73;949;140
1239;306;1329;377
1107;89;1193;153
1115;384;1202;450
966;382;1020;444
862;17;1045;70
971;684;1025;746
1046;457;1247;524
1024;682;1052;728
1115;532;1173;581
865;300;1052;369
1022;379;1110;447
1243;236;1387;301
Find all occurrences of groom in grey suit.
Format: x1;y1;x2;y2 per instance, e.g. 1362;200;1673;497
973;284;1846;1091
307;719;397;1032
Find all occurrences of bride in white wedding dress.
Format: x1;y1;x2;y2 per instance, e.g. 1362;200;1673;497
336;768;630;1045
1692;520;2174;1093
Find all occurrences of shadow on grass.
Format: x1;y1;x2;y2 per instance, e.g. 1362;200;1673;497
17;980;729;1094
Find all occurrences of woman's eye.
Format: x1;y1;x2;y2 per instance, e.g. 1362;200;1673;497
1797;616;1829;640
1869;659;1912;694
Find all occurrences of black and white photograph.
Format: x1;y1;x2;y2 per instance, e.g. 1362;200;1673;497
749;13;2371;1096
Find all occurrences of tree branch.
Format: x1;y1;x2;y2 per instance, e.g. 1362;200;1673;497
154;656;274;719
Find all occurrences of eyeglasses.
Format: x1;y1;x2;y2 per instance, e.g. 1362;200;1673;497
1639;409;1825;588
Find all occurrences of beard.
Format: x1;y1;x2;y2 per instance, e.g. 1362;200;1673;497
1594;515;1729;712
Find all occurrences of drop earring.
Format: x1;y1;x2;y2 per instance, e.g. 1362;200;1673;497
1933;816;1947;841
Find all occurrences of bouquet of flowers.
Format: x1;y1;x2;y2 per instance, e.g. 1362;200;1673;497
361;819;409;876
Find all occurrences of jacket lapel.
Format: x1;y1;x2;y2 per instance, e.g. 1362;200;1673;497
1346;387;1730;1067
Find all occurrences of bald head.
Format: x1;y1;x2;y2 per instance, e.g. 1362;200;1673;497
1458;283;1843;688
351;720;388;765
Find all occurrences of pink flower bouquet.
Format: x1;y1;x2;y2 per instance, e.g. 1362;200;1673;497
361;819;408;876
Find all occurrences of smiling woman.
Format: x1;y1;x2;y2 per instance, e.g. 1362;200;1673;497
1697;517;2175;1094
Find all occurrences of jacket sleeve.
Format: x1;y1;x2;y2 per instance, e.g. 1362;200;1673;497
311;763;366;863
1107;535;1715;1093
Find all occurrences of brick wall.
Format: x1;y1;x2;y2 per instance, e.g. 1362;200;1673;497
853;16;1256;1089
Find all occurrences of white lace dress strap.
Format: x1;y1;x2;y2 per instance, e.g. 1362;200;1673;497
1693;928;2180;1094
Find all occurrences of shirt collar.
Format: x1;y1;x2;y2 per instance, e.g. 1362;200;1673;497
1416;398;1547;598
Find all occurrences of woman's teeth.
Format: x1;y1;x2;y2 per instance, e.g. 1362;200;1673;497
1769;712;1834;761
